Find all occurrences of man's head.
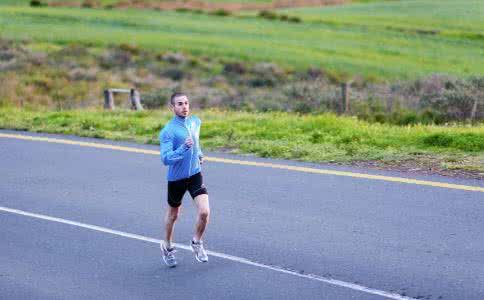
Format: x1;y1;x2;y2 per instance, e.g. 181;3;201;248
170;92;189;118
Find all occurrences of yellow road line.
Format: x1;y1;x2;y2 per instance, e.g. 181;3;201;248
1;132;483;193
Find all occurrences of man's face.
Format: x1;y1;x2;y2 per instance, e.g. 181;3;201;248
171;95;190;117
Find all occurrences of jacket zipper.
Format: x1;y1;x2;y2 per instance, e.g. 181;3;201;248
184;118;193;178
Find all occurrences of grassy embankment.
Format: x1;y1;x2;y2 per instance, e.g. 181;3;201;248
278;0;484;40
0;0;396;8
0;1;482;175
0;1;482;80
1;108;483;176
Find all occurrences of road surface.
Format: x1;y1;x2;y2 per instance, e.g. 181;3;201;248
1;130;483;300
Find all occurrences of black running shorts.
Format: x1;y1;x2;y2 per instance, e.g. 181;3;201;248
167;172;208;208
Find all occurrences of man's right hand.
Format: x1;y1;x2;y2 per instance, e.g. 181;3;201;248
185;137;194;148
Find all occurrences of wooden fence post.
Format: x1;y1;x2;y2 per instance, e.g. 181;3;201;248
470;98;478;122
340;82;350;114
104;89;115;110
386;96;394;114
104;88;142;110
130;88;143;111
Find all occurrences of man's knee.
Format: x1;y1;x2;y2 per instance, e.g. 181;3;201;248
198;208;210;222
167;209;180;223
168;214;178;222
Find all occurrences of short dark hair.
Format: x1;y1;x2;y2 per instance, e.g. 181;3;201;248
170;92;187;105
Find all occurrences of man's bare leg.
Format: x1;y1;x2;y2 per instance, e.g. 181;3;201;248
193;194;210;242
165;205;180;248
190;194;210;262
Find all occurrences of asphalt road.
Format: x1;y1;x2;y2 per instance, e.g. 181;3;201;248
1;130;483;300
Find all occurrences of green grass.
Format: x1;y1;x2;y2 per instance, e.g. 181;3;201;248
278;0;484;39
0;2;482;80
0;0;380;6
0;0;119;6
1;108;483;173
0;0;30;5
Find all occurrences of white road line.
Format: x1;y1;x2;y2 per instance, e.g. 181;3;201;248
1;206;416;300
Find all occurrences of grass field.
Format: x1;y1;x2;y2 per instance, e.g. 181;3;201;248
1;108;483;176
278;0;484;38
0;0;482;80
0;0;373;7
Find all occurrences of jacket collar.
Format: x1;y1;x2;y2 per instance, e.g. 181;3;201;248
173;115;188;125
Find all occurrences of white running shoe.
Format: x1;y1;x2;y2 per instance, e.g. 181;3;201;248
190;239;208;262
160;242;177;268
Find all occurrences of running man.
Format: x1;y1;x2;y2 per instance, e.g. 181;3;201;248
159;92;210;268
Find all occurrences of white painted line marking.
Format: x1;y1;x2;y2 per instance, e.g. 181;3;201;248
1;206;416;300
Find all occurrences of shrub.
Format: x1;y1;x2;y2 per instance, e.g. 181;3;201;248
452;133;484;151
255;97;287;112
423;133;454;148
27;52;47;66
29;76;54;92
248;77;276;88
293;100;313;114
373;112;386;123
349;75;484;123
282;79;339;113
175;8;191;13
162;68;187;81
210;9;231;17
305;67;325;80
248;63;285;87
418;109;445;124
99;49;132;69
258;10;278;20
82;0;100;8
188;58;201;67
141;89;172;109
310;131;324;144
0;50;15;61
119;44;140;55
68;68;98;81
223;62;247;75
160;52;186;64
279;15;289;21
55;44;89;57
353;97;385;122
258;10;301;23
395;111;418;125
30;0;45;7
190;86;231;109
419;76;481;121
420;132;484;151
80;118;100;130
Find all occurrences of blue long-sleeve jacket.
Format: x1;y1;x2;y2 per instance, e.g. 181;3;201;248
159;115;203;181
